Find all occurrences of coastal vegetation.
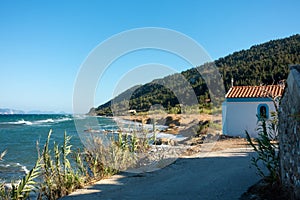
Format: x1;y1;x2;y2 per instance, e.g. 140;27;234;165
246;112;279;184
38;130;83;199
243;106;290;199
0;127;157;200
91;34;300;116
0;158;41;200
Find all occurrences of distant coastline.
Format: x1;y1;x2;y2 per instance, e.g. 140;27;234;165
0;108;67;115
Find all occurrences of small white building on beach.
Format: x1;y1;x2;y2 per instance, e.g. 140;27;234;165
222;85;284;138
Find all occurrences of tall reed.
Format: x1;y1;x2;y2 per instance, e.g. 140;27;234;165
38;130;84;199
0;151;40;200
0;127;154;200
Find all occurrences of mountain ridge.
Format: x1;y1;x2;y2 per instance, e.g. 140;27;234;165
90;34;300;116
0;108;67;115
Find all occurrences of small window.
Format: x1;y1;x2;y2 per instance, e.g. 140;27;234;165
260;106;267;118
257;104;269;119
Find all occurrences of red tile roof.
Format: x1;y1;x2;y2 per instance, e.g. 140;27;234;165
225;85;284;98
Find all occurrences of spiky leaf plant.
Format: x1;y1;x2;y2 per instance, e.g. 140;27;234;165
39;130;84;199
11;157;41;200
246;114;279;184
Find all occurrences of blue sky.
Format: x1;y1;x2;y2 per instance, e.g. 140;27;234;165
0;0;299;113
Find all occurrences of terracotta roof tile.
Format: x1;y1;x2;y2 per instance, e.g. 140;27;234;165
225;85;284;98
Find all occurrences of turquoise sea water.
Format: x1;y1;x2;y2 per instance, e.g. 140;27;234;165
0;114;119;182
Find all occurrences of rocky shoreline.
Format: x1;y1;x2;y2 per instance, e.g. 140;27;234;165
117;113;222;145
114;113;247;162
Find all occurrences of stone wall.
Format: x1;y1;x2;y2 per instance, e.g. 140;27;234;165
279;65;300;199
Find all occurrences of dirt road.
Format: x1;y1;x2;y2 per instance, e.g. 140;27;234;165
62;147;260;200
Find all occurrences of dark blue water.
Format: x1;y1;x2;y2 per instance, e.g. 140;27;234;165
0;114;119;181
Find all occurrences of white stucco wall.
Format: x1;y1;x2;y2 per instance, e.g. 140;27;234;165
222;99;276;138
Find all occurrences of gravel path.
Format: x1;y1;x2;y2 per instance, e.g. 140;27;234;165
61;147;260;200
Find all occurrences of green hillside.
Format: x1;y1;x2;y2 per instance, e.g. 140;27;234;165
89;34;300;116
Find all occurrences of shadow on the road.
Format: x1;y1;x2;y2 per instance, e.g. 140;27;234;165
61;151;260;200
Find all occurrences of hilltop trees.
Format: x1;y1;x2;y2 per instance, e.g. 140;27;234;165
91;34;300;116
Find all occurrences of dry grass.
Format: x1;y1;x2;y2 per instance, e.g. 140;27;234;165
211;138;249;151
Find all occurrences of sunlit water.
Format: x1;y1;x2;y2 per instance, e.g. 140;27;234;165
0;115;179;182
0;114;184;182
0;114;119;182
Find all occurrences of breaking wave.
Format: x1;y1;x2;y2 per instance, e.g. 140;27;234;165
0;116;73;127
0;162;30;180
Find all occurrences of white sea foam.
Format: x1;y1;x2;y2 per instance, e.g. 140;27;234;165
114;118;168;130
0;162;30;175
1;116;73;126
35;118;55;123
55;117;73;123
21;165;30;174
0;163;10;167
7;119;33;125
72;114;88;119
113;119;186;141
34;117;72;125
14;163;30;174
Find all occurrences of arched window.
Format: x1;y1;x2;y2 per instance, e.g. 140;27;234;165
257;104;269;119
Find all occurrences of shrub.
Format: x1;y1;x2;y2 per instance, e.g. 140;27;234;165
84;135;137;174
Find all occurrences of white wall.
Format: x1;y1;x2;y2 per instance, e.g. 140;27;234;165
222;100;276;138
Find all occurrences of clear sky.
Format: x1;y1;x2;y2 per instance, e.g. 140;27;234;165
0;0;299;113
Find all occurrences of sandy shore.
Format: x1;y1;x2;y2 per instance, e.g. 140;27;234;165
117;113;222;137
119;113;221;126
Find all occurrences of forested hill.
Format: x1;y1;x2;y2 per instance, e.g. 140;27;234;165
217;34;300;89
89;34;300;116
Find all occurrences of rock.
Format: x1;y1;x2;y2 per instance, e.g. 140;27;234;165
168;123;177;128
154;138;177;146
164;116;181;127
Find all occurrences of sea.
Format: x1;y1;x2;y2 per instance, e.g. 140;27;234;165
0;114;181;182
0;114;121;182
